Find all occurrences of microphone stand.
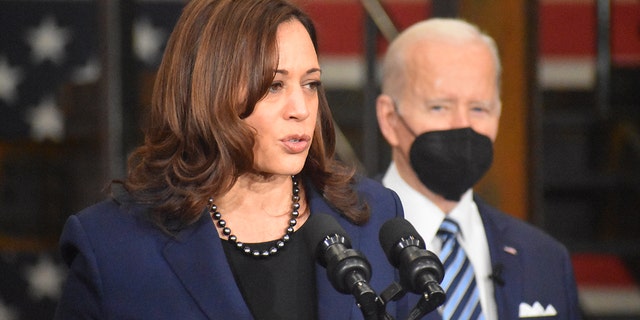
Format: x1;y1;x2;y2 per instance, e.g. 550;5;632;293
406;282;445;320
345;271;395;320
378;278;445;320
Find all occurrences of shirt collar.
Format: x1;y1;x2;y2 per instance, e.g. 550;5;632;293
382;162;475;241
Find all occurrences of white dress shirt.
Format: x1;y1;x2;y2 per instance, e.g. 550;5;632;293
382;162;498;320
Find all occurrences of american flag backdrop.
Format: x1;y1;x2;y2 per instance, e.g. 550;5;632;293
0;1;183;318
0;1;98;141
0;0;639;319
0;1;187;141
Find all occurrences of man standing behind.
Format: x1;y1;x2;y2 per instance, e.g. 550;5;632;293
376;18;581;319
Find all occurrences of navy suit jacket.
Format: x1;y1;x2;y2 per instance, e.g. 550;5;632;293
54;177;408;320
411;196;582;320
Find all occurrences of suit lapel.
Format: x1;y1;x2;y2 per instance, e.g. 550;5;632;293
163;212;253;319
308;184;358;319
477;199;523;319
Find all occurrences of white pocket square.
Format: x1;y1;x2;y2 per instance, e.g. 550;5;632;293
519;301;557;318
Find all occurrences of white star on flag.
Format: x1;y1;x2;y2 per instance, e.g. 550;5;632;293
71;57;101;84
134;16;166;65
0;56;23;104
0;299;18;320
26;15;72;65
24;255;66;301
26;96;65;142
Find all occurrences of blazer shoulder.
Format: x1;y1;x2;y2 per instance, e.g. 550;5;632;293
355;175;400;201
59;199;159;259
72;198;150;233
356;177;404;226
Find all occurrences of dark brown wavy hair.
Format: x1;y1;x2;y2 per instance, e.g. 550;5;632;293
120;0;369;230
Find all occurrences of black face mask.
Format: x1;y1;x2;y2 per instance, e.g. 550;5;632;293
408;127;493;201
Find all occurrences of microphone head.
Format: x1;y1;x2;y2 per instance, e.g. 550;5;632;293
378;217;426;267
380;217;445;295
303;213;352;264
304;213;372;294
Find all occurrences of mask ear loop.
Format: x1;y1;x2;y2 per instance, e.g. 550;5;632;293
391;98;418;138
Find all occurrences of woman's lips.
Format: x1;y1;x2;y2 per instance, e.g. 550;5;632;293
281;135;310;153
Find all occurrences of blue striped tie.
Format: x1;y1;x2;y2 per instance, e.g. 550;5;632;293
437;218;484;320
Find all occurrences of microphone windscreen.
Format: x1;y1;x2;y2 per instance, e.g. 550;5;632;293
378;217;426;264
303;213;349;256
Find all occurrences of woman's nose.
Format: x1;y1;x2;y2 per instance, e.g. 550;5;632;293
285;88;310;120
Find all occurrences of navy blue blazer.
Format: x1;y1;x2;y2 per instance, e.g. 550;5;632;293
54;177;407;320
411;197;582;320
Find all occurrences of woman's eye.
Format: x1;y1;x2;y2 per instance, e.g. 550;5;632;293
304;81;321;91
269;81;284;93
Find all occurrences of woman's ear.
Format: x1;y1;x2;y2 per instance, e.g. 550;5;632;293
376;94;401;147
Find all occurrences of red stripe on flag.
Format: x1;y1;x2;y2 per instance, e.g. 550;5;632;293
572;253;637;288
295;1;640;64
300;2;429;55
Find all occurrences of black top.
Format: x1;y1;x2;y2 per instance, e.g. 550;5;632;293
222;222;317;320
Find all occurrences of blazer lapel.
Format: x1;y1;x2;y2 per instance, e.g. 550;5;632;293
161;184;362;320
163;212;253;319
308;184;358;319
477;200;524;319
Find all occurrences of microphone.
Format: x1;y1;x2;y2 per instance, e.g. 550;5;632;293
304;213;390;320
489;264;505;286
379;217;446;319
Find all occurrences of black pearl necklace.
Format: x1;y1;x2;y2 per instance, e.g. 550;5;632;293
209;175;300;258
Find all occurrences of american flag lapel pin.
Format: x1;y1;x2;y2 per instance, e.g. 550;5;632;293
503;246;518;255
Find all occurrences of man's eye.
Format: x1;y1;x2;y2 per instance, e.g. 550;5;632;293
471;106;487;112
470;105;491;114
428;105;445;111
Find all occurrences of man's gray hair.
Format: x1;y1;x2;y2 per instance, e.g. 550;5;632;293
381;18;502;98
